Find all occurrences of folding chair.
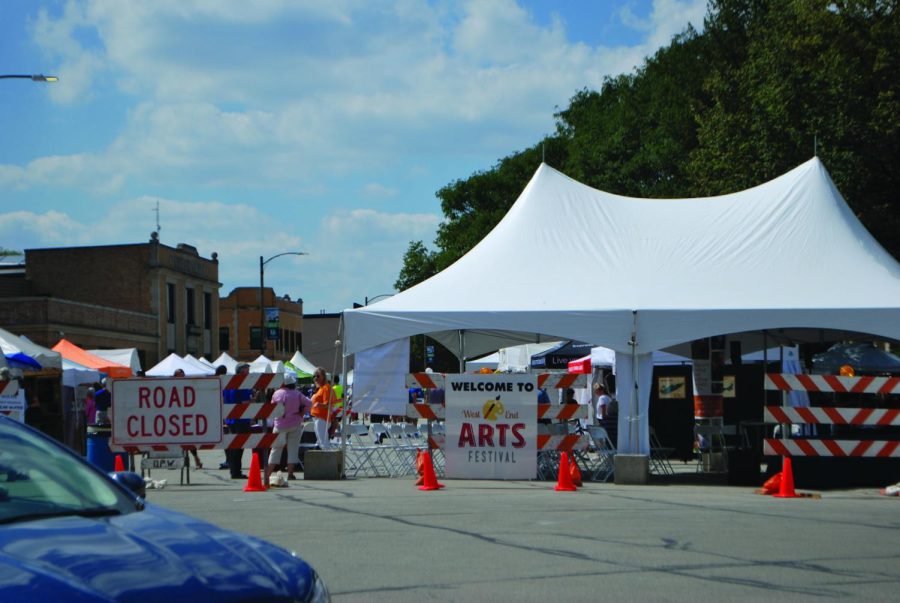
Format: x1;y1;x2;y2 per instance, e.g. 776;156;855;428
649;427;675;476
344;422;387;477
295;422;319;472
369;423;408;477
586;426;616;482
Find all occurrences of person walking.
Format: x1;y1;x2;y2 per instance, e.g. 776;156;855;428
225;363;253;478
310;367;335;450
264;373;311;484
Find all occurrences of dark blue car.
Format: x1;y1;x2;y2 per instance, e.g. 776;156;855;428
0;415;329;602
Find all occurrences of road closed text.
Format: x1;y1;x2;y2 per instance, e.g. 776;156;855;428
112;379;223;446
127;386;208;437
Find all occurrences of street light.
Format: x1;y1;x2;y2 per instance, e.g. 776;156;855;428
260;252;308;356
0;74;59;82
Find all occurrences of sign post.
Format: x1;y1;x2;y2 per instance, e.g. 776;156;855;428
111;377;223;447
444;374;536;479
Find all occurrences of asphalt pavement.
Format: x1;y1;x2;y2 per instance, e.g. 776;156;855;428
144;450;900;602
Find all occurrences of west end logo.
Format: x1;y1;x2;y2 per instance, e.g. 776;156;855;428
482;396;504;421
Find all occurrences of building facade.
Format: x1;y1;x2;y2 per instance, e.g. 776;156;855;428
218;287;303;362
0;233;220;368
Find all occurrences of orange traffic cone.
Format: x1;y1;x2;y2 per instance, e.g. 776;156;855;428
569;456;583;487
114;454;126;472
414;449;426;486
773;455;798;498
418;450;445;491
555;452;577;491
243;450;267;492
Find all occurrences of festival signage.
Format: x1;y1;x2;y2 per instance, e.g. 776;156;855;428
112;377;223;446
444;374;536;479
0;389;25;422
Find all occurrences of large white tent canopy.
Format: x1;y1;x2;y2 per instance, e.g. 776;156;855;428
342;158;900;454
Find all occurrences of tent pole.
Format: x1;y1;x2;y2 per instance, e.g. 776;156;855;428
337;315;349;476
630;310;639;451
458;330;465;373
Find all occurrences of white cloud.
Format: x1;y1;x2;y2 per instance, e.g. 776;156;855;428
7;0;709;311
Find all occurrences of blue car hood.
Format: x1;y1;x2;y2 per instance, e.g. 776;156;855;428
0;503;313;603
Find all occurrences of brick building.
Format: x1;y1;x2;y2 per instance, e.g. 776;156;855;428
0;233;220;369
218;287;303;362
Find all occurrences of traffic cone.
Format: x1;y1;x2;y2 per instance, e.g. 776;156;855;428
414;449;426;486
114;454;125;472
243;451;267;492
773;455;798;498
418;450;445;491
555;452;577;491
569;456;583;487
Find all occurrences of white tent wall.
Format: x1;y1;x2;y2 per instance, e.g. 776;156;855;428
342;159;900;455
351;338;410;416
88;348;142;373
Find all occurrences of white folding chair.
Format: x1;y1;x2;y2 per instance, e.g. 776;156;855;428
295;422;319;472
649;427;675;476
586;426;616;482
344;422;388;477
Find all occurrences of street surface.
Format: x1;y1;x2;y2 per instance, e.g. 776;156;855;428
147;451;899;602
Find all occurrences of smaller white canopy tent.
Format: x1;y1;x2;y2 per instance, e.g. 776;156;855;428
286;351;317;377
212;352;239;374
62;358;102;387
0;328;62;370
88;348;142;373
184;354;216;375
249;355;274;374
147;353;214;377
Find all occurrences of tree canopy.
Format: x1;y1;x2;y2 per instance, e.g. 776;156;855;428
396;0;898;291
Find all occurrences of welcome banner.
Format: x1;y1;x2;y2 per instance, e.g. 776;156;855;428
444;374;537;479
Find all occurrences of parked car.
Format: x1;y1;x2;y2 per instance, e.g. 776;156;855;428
0;415;329;602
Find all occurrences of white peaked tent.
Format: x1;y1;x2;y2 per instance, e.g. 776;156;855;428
343;158;900;455
88;348;142;373
212;352;239;374
0;328;63;370
249;355;274;374
147;353;214;377
286;351;317;377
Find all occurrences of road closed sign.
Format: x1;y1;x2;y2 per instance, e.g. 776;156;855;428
112;377;223;446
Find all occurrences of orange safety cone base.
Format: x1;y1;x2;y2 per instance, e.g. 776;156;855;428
555;452;578;491
243;451;267;492
772;455;797;498
418;450;445;491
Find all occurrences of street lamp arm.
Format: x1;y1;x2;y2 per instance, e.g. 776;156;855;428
0;74;59;82
261;251;308;267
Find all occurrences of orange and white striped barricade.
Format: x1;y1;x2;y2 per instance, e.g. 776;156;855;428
763;373;900;460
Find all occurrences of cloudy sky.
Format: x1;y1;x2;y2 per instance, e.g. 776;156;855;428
1;0;706;313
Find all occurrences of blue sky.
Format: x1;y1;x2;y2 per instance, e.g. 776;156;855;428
1;0;706;313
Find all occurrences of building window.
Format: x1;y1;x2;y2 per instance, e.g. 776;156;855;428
186;287;196;325
203;292;212;329
250;326;262;351
166;283;176;324
219;327;229;352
